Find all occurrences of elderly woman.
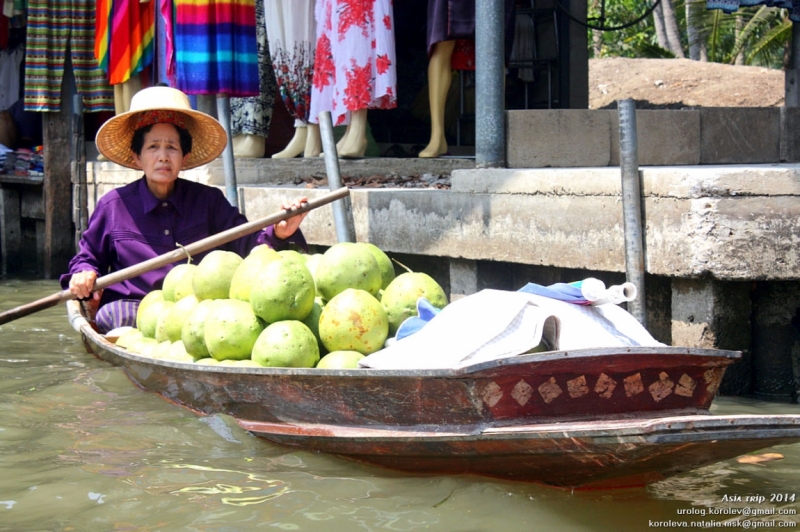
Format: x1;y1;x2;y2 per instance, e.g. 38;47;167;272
62;86;309;333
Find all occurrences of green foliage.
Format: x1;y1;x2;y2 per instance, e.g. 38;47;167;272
588;0;664;58
587;0;789;69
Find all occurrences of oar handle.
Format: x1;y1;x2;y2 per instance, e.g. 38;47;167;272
0;186;350;326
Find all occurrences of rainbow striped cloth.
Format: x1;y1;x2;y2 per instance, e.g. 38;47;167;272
23;0;114;112
174;0;259;96
95;0;155;85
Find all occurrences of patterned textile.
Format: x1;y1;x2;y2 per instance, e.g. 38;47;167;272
264;0;315;125
24;0;114;112
309;0;397;126
95;298;140;334
706;0;800;21
230;0;276;137
174;0;260;96
95;0;155;85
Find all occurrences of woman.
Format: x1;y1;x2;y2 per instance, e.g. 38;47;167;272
62;86;309;333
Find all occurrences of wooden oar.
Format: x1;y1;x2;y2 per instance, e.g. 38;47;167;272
0;186;350;326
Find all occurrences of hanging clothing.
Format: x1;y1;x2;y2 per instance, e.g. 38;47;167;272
160;0;177;86
426;0;517;66
309;0;397;127
95;0;155;85
264;0;315;126
174;0;260;96
24;0;114;112
705;0;800;22
0;48;23;110
230;0;276;137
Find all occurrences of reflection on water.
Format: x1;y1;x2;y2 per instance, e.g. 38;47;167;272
1;279;799;531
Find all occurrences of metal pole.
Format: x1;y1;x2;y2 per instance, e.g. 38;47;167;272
617;99;646;326
215;94;238;208
318;111;355;243
475;0;506;168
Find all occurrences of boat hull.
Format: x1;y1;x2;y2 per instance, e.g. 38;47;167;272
68;301;800;488
240;415;800;489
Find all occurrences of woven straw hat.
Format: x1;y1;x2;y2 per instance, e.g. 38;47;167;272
95;86;227;170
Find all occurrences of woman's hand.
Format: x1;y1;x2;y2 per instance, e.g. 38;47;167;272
275;196;310;240
69;270;101;302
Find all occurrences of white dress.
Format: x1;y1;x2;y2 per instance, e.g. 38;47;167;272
309;0;397;126
264;0;317;127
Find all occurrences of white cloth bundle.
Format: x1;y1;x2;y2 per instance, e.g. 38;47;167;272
359;289;663;370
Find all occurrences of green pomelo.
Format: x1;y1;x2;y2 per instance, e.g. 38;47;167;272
181;299;216;360
192;250;243;301
136;290;165;337
315;242;382;300
115;328;143;349
382;272;448;335
154;301;177;342
278;249;307;264
162;263;196;301
232;359;263;368
204;299;265;361
229;246;281;302
252;320;320;368
152;340;173;359
300;299;327;356
358;242;395;290
138;297;173;339
250;259;315;323
162;294;198;342
304;253;324;297
319;288;388;355
173;264;197;301
316;350;365;369
129;337;159;356
195;357;219;366
165;341;194;363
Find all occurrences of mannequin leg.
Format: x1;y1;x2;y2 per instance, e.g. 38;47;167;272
336;122;352;153
113;76;142;115
272;125;308;158
233;134;266;157
339;109;368;158
304;124;322;157
419;40;456;158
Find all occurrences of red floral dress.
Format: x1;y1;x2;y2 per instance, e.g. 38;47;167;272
309;0;397;126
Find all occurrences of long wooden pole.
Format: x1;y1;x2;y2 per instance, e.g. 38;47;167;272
0;187;350;326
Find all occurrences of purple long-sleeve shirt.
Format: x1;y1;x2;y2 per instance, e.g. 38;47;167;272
60;177;307;306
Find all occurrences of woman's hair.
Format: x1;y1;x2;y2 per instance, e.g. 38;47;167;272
131;123;193;156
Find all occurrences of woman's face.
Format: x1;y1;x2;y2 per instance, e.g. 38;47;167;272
132;123;190;187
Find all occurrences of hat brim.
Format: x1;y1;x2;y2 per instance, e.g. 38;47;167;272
95;107;227;170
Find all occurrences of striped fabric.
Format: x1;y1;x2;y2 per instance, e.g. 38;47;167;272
95;298;140;334
24;0;114;112
174;0;260;96
95;0;155;85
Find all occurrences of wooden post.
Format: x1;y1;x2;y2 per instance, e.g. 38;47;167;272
0;187;21;276
42;55;78;278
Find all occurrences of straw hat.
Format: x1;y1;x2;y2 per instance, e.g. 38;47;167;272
95;86;227;170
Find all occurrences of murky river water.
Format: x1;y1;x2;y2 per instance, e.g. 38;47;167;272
2;279;800;531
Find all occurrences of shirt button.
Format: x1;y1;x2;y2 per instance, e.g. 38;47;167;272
162;202;168;207
164;229;170;236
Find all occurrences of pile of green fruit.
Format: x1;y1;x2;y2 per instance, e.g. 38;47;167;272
114;242;448;369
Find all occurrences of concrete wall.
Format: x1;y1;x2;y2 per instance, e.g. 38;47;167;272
507;107;796;168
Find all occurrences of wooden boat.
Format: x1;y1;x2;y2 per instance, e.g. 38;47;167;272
67;300;800;489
